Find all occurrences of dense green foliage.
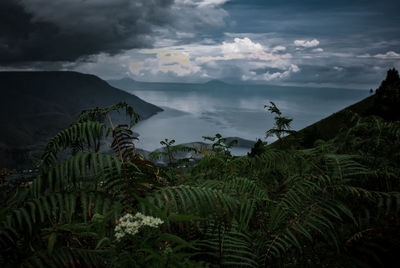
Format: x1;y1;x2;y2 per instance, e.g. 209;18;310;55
1;70;400;267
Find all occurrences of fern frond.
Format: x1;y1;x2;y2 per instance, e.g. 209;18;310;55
141;185;239;221
31;152;122;197
324;154;370;180
75;101;139;126
111;124;138;161
197;221;258;267
21;247;110;268
197;177;269;208
2;191;122;235
42;121;111;166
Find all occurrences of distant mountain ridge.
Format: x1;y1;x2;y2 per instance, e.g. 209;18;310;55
203;79;230;86
107;78;232;92
107;77;366;101
0;71;162;168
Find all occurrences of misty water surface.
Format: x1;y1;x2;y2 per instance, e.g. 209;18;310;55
129;85;368;153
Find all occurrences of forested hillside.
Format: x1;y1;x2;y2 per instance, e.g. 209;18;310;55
274;68;400;149
0;70;399;267
0;71;162;168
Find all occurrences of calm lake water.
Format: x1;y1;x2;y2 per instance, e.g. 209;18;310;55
128;84;368;153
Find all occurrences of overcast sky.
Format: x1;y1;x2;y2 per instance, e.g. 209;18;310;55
1;0;399;88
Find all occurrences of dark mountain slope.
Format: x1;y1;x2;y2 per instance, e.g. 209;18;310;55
0;71;162;168
292;95;376;147
274;68;400;148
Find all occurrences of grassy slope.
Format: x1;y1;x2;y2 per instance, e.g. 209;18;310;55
274;94;377;148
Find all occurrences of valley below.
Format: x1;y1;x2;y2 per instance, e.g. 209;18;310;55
0;71;370;169
109;78;368;154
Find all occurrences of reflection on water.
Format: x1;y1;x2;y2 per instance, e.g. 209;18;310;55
131;86;367;152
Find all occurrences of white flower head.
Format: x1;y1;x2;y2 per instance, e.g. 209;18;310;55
114;212;164;241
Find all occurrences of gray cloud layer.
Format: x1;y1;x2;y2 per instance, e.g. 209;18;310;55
1;0;399;88
0;0;174;63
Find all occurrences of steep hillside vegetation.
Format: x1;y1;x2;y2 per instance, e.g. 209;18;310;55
274;68;400;148
0;71;162;168
0;70;399;267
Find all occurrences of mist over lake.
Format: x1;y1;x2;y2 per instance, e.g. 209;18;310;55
120;82;369;152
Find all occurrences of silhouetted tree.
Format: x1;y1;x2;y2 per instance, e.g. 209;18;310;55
247;139;266;157
376;68;400;95
265;101;296;148
374;68;400;121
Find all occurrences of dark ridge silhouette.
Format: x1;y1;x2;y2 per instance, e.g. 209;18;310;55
374;67;400;121
273;68;400;148
0;71;162;168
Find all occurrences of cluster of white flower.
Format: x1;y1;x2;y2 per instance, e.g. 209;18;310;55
114;212;164;241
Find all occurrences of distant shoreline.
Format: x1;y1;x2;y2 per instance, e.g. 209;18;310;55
136;136;256;159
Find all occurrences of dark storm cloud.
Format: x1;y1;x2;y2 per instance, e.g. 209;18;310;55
225;0;400;36
227;0;400;10
0;0;174;63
